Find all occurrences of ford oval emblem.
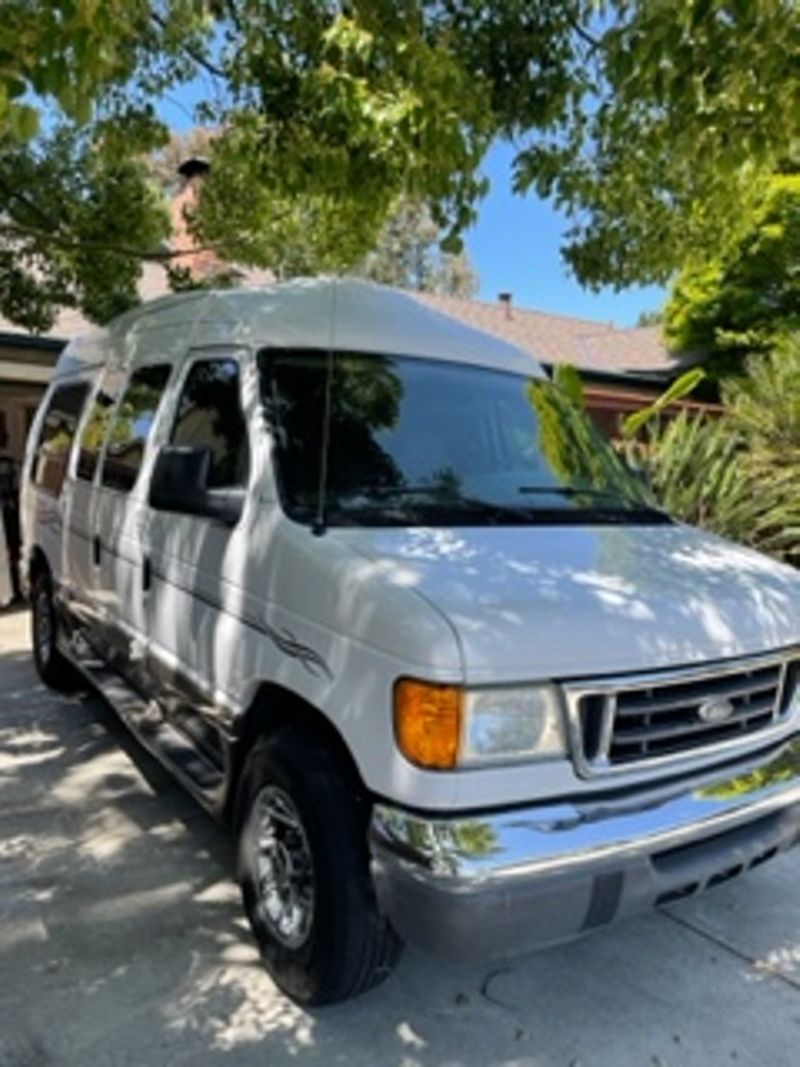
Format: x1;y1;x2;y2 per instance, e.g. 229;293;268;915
697;697;735;724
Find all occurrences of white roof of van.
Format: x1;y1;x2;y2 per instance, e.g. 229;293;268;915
53;278;547;380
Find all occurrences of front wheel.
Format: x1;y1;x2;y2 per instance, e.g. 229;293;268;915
236;726;402;1005
31;572;80;692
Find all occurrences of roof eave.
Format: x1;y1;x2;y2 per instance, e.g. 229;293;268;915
0;331;65;352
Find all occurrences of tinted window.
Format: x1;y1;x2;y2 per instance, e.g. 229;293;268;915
170;360;249;488
260;351;661;528
100;365;171;493
76;369;125;482
33;382;90;497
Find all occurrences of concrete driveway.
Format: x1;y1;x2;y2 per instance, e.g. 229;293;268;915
1;607;798;1067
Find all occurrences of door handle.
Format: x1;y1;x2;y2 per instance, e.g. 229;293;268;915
142;555;152;593
92;535;101;566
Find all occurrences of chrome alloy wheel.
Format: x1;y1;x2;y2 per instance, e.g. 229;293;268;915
253;785;315;949
35;587;54;665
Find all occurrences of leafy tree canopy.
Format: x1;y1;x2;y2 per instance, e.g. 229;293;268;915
1;1;798;330
664;171;800;367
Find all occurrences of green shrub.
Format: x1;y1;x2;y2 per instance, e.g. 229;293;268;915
623;334;800;566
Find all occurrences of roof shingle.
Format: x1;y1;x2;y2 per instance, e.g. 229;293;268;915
412;291;680;377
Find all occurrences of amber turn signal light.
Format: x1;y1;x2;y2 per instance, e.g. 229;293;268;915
394;679;462;770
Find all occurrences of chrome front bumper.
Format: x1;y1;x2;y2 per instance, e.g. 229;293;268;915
370;739;800;960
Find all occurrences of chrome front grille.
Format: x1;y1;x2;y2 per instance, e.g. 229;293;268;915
568;652;798;776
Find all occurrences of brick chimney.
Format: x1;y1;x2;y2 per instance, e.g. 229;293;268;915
498;292;513;320
169;156;221;278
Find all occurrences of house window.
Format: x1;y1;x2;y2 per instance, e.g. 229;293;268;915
32;382;90;497
99;365;171;493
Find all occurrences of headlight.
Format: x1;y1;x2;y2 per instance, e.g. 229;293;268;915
461;685;566;765
394;680;566;770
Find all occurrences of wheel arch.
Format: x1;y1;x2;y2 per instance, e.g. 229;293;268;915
226;682;368;824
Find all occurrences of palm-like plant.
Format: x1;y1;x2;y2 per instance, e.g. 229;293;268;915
623;334;800;567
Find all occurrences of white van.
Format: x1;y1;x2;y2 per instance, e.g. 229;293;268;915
21;279;800;1004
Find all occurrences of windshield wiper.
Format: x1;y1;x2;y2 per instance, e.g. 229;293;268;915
336;485;670;526
342;486;535;524
518;485;656;508
516;485;670;522
518;485;625;502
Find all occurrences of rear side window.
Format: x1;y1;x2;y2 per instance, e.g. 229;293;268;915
76;369;125;482
100;364;171;493
33;382;90;497
170;359;249;488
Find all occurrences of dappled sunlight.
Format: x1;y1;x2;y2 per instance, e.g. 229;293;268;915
0;917;49;954
76;808;156;861
335;520;800;680
399;528;479;565
572;569;656;622
163;956;314;1054
0;829;68;866
0;724;65;770
50;750;146;808
683;597;738;648
396;1019;427;1052
670;538;790;579
755;942;800;981
193;876;240;908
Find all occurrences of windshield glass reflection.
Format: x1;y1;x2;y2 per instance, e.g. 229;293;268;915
259;350;667;528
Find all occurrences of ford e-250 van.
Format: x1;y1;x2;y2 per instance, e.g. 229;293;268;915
21;279;800;1004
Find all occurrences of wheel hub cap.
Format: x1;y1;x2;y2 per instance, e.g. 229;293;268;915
253;785;315;949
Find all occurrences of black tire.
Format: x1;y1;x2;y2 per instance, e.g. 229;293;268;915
30;571;81;692
236;725;402;1005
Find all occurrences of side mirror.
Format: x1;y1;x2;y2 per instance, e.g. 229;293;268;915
149;446;245;526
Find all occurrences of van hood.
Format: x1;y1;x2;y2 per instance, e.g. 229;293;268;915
333;523;800;683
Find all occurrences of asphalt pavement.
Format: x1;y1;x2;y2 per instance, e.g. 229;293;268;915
1;606;798;1067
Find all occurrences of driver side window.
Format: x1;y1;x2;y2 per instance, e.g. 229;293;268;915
169;359;249;488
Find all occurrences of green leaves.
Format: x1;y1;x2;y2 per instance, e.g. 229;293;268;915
665;172;800;366
624;334;800;567
0;1;209;141
515;1;800;288
552;363;586;408
621;368;707;437
0;125;170;330
2;2;799;329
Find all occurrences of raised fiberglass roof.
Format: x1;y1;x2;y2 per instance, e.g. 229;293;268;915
54;277;546;380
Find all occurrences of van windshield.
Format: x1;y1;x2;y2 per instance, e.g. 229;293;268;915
258;350;668;528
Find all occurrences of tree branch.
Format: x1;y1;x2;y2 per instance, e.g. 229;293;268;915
0;221;228;262
567;14;600;52
222;0;244;34
0;174;61;233
149;9;226;78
